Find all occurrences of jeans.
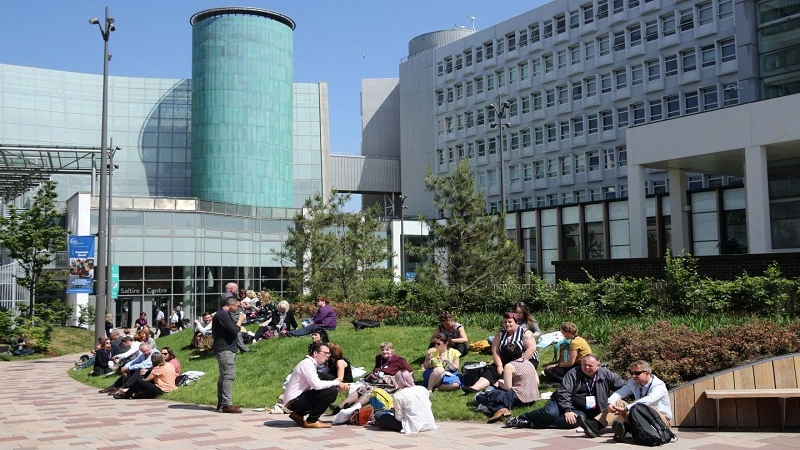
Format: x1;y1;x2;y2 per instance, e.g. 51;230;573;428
374;410;403;432
518;398;591;429
476;388;517;414
288;324;334;337
216;350;237;407
286;386;338;423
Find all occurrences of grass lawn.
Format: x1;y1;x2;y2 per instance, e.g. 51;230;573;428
2;326;95;362
70;322;563;421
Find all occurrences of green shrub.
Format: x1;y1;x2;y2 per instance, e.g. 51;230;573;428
35;299;73;326
663;251;700;315
292;301;399;322
0;308;14;341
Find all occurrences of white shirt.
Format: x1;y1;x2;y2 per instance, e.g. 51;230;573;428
608;374;672;420
156;310;165;322
393;385;437;434
283;355;340;404
195;320;213;335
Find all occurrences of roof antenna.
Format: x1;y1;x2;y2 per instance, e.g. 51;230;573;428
469;16;477;31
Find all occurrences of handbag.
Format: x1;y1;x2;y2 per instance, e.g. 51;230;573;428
349;406;374;426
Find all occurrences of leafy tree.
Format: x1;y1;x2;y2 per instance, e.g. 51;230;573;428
0;181;68;319
410;160;523;311
275;191;392;301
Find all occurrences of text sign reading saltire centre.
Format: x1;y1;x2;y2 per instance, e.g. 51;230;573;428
66;235;96;294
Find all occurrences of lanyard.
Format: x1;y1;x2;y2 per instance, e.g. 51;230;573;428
380;355;392;370
639;382;651;398
584;374;598;393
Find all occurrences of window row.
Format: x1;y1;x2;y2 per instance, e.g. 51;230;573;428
436;37;736;109
436;0;734;77
436;82;738;139
488;184;628;213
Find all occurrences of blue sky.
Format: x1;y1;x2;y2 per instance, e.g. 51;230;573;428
0;0;546;156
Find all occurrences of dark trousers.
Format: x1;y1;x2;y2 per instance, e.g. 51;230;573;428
374;410;403;432
518;398;592;429
288;324;332;337
476;388;518;414
286;386;338;423
543;364;579;383
114;369;150;388
123;378;163;399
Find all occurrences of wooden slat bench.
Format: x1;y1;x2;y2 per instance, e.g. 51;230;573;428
705;389;800;429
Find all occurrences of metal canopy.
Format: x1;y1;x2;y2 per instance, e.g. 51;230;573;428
0;144;102;200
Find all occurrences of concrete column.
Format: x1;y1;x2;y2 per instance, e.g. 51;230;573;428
628;164;648;258
744;145;771;253
668;168;691;255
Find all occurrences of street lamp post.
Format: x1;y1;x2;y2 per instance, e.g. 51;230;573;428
489;100;511;213
89;7;115;340
106;144;120;315
399;195;407;280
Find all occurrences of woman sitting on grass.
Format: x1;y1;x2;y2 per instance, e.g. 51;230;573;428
373;370;437;434
514;302;542;340
476;343;539;423
114;352;177;399
422;333;461;393
430;312;469;356
92;338;115;376
542;321;592;384
321;342;353;382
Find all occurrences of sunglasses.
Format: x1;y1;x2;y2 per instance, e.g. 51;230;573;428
434;341;446;346
629;370;647;376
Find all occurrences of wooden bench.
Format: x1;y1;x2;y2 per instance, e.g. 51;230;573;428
705;389;800;430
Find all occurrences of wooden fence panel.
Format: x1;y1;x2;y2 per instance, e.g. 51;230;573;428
693;378;717;427
733;366;759;427
673;385;696;427
713;371;738;428
753;363;779;427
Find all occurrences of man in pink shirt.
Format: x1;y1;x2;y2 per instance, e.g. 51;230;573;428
284;342;348;428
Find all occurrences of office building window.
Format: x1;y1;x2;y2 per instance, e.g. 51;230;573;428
437;148;445;165
603;186;617;199
588;114;599;134
445;57;453;73
519;62;529;81
701;44;716;67
521;129;531;147
558;50;568;69
436;90;444;106
485;41;494;59
614;0;625;14
588;151;600;171
544;53;554;73
530;23;540;43
601;110;614;130
519;28;528;47
723;83;739;106
601;73;612;93
632;102;645;124
570;45;581;65
534;160;545;179
507;33;517;52
488;137;497;155
560;155;572;175
466;81;473;98
598;35;611;56
631;64;644;85
456;83;464;100
547;159;558;177
546;89;556;108
447;87;454;103
555;14;567;34
477;109;485;125
557;85;569;104
665;94;680;118
604;148;616;168
650;99;663;120
570;9;580;29
720;38;736;62
682;49;697;72
615;68;628;89
496;38;505;56
546;123;557;142
575;189;587;203
630;24;642;46
702;85;718;109
586;77;597;97
497;70;505;88
573;82;583;100
573;116;585;136
697;2;713;26
543;20;553;39
680;9;694;32
662;13;676;36
617;146;628;166
598;0;609;18
467;142;475;158
465;50;473;67
645;20;658;42
476;76;484;94
487;74;495;91
466;111;475;128
585;40;596;61
718;0;733;21
613;31;626;52
533;92;543;111
477;140;486;157
647;59;661;81
523;162;533;182
583;3;594;24
685;91;700;114
665;55;678;77
535;127;544;145
560;121;570;140
575;153;586;173
618;108;629;128
476;46;483;63
522;96;531;114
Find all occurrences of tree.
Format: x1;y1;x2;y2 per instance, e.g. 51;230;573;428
410;160;522;311
275;191;392;301
0;180;68;319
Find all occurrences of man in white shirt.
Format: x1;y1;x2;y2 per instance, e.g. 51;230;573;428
579;360;672;442
284;342;348;428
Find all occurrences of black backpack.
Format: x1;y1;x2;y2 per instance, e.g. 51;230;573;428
628;403;675;446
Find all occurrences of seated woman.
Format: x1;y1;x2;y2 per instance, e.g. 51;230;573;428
464;312;537;393
320;342;353;382
514;302;542;340
114;352;177;399
92;339;115;376
429;312;469;356
241;290;261;323
422;333;461;393
256;300;297;340
373;370;437;434
476;343;540;422
330;342;413;413
12;333;35;356
542;321;592;384
160;347;180;376
259;290;277;322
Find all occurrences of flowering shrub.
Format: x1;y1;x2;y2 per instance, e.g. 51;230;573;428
291;301;399;322
606;320;800;387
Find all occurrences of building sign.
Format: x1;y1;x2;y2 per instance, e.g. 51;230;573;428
66;235;95;294
110;265;120;299
117;281;171;296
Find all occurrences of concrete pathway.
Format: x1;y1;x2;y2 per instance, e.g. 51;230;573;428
1;355;798;449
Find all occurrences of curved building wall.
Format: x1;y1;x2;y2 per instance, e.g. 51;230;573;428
408;29;474;57
191;9;295;208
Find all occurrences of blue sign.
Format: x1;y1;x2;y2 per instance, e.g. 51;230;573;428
110;265;120;299
67;235;95;294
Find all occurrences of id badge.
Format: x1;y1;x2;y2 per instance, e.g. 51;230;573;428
585;395;597;409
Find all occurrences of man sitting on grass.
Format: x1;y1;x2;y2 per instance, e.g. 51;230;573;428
578;359;672;442
505;354;624;429
283;342;349;428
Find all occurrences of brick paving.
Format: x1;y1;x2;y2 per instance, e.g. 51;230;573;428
1;355;798;449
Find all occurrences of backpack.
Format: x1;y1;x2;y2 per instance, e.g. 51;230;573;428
628;403;675;446
352;319;380;331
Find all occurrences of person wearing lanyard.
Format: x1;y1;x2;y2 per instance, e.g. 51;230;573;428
505;354;625;429
578;360;672;441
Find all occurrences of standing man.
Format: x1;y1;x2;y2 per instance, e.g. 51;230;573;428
505;354;625;429
175;306;185;330
288;296;337;337
222;282;238;305
213;296;246;413
579;360;672;442
284;341;349;428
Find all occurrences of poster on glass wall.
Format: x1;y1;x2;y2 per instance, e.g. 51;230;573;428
67;235;95;294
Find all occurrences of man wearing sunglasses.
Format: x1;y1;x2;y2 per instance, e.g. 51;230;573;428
592;360;672;442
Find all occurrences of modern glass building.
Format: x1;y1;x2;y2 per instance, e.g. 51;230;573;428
0;8;332;326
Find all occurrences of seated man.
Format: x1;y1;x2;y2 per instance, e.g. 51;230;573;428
283;342;348;428
99;343;155;395
578;360;672;442
192;312;214;352
288;296;337;337
506;354;624;429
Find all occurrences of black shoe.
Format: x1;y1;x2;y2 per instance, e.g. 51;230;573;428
612;419;626;442
112;393;127;399
327;405;341;415
577;415;603;438
505;416;531;428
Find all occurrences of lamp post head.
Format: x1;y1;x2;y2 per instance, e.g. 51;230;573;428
89;18;100;25
106;17;115;24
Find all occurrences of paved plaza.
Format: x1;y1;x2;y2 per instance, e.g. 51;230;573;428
0;355;798;449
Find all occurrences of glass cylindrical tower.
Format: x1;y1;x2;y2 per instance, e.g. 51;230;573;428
190;7;295;208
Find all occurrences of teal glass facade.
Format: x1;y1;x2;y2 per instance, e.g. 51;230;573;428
191;8;295;208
